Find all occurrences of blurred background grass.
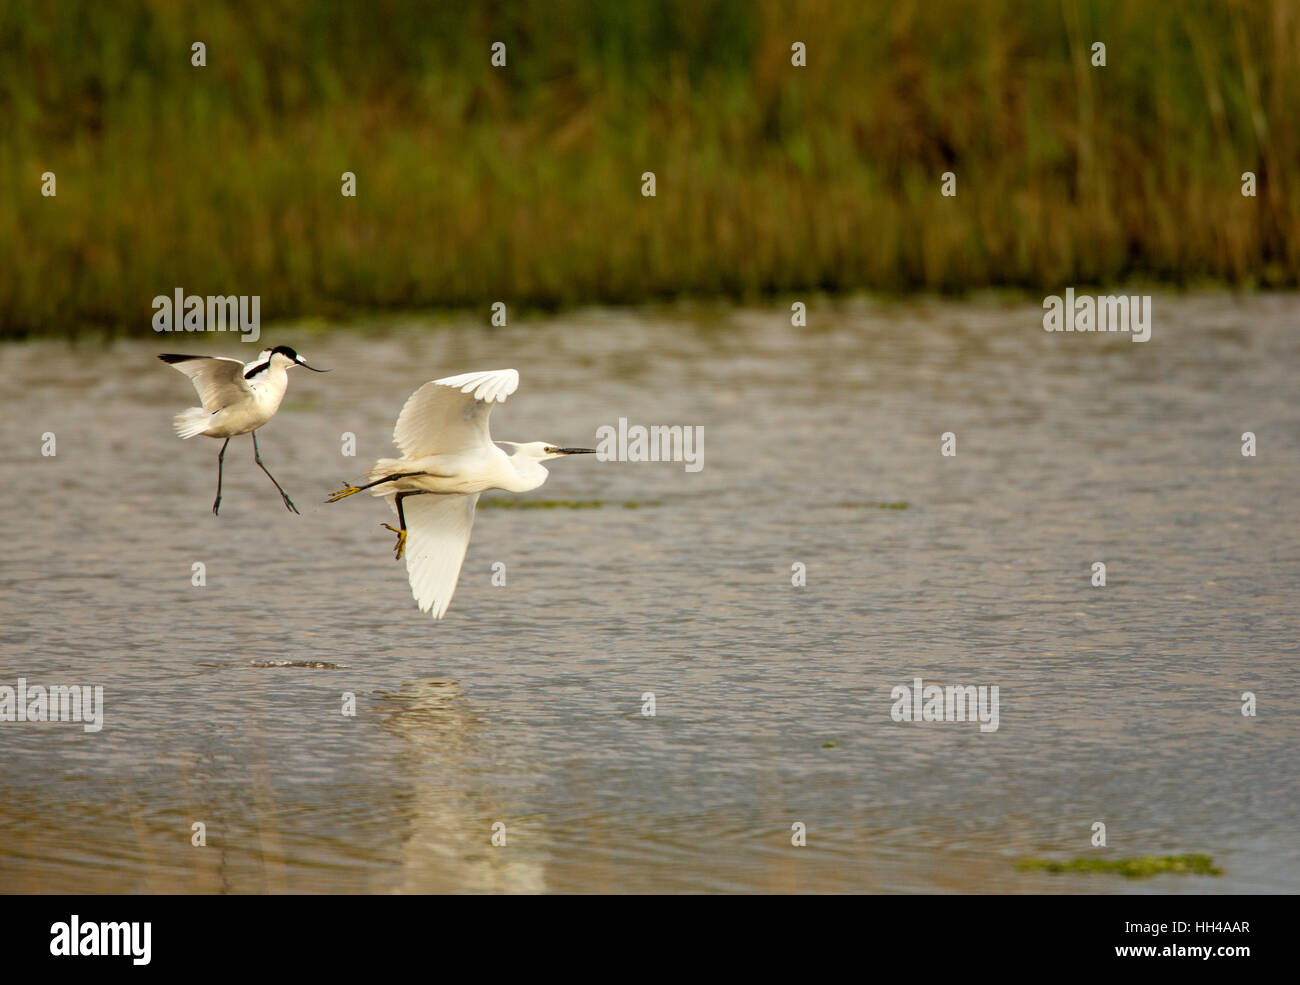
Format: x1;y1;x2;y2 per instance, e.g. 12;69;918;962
1;0;1296;337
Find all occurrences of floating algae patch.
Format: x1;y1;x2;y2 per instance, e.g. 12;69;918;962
1016;854;1222;879
839;501;910;510
478;499;661;510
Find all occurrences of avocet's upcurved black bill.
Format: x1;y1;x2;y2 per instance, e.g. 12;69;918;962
296;357;328;372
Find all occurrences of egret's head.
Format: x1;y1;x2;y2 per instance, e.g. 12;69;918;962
509;441;597;462
268;345;328;372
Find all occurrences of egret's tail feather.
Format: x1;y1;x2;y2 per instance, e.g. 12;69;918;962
173;406;213;439
366;458;407;493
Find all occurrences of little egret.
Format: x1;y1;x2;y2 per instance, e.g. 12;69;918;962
159;345;326;515
327;368;595;619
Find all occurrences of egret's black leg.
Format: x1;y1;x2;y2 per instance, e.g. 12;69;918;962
382;491;428;561
252;431;299;514
326;471;429;503
212;437;231;516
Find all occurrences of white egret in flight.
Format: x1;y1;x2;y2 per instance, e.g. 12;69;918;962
159;346;326;515
327;369;595;619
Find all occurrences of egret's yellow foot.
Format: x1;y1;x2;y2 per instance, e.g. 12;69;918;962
382;523;408;561
326;483;363;503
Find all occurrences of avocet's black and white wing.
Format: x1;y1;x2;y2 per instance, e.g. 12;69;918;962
157;354;252;412
400;492;480;619
392;369;519;458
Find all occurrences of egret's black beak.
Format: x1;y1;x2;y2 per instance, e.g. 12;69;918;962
558;447;596;455
297;359;328;372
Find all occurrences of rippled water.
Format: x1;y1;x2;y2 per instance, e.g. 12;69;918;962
1;294;1297;893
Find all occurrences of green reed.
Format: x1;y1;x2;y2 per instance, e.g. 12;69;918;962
1;0;1295;337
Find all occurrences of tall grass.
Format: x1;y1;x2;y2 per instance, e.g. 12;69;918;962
1;0;1296;337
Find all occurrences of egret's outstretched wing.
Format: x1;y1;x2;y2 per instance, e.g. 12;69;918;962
392;369;519;458
401;492;480;619
158;354;251;412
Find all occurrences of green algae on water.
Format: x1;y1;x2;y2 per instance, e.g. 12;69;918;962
1015;854;1222;879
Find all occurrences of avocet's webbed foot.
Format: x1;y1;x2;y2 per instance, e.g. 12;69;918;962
327;483;363;503
382;523;408;561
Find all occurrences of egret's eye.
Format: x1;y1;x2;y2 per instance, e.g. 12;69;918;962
545;446;557;454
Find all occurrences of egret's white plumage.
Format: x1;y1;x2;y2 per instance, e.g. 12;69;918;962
328;368;596;620
393;369;520;459
159;345;326;514
401;492;481;619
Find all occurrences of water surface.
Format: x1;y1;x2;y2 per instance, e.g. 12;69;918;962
1;294;1297;892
